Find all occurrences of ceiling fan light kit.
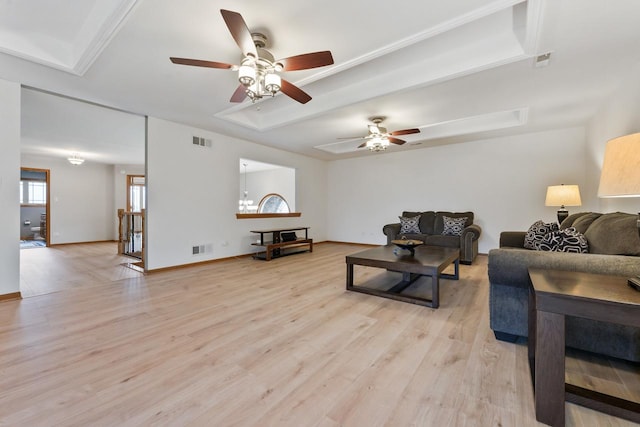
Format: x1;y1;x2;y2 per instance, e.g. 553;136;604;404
366;137;390;152
170;9;334;105
237;34;283;101
341;117;421;152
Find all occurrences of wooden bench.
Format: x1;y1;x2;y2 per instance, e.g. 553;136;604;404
250;227;313;261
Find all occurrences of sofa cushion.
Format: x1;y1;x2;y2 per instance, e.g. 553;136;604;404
441;216;467;236
524;220;558;250
419;211;436;234
584;212;640;255
402;211;421;218
434;211;474;235
399;215;421;234
402;211;437;234
424;234;460;248
559;212;588;229
536;227;589;253
569;213;602;234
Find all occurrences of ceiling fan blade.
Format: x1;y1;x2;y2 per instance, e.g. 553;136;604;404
337;136;366;140
358;142;368;149
276;51;334;71
230;85;247;103
220;9;257;57
280;79;312;104
170;57;234;69
390;128;421;136
388;137;406;145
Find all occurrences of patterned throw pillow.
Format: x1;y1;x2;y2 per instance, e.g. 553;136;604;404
399;215;421;234
536;227;589;253
441;216;467;236
524;220;559;250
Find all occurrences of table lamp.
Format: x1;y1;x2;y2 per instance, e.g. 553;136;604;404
598;132;640;291
545;184;582;224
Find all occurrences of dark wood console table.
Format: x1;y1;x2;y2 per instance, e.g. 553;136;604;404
528;268;640;426
250;227;312;261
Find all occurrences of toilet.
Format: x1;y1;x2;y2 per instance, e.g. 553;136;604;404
30;226;42;240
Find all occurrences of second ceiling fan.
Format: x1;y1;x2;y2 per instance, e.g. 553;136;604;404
170;9;334;104
340;117;421;151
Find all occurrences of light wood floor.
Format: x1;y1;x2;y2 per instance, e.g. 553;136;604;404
4;242;638;426
19;242;143;297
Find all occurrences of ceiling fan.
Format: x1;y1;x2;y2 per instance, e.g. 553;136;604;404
170;9;334;104
339;117;421;151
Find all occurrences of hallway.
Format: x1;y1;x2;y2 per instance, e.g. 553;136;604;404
20;242;143;298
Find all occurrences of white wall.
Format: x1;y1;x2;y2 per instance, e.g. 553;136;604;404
146;117;327;270
242;168;296;211
327;127;591;253
0;78;21;296
21;154;115;244
585;66;640;214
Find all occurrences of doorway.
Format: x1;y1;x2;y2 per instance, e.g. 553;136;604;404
120;174;145;260
127;175;146;212
19;167;50;248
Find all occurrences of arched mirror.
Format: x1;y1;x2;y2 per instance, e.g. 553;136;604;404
258;193;290;213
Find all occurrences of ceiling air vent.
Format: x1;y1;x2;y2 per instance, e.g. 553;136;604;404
192;136;212;148
534;52;551;68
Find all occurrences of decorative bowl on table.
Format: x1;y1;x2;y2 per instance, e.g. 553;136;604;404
391;238;424;256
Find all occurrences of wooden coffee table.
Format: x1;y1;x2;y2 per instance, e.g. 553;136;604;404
345;245;459;308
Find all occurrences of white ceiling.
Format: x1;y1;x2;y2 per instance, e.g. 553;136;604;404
4;0;640;164
21;88;145;164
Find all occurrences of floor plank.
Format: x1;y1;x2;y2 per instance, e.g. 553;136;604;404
2;242;638;426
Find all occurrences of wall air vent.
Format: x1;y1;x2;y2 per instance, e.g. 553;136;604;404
192;136;212;147
192;244;213;255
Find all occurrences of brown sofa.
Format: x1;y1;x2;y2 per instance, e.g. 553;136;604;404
383;211;481;264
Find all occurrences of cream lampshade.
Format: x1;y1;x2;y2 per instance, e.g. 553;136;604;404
598;133;640;198
545;184;582;224
598;132;640;291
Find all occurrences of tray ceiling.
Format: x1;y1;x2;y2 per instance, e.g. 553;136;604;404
3;0;640;162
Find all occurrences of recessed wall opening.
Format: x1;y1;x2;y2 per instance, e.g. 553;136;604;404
238;158;296;218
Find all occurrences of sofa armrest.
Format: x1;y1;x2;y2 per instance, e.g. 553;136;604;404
458;224;481;264
488;248;640;290
499;231;526;248
382;223;401;244
461;224;481;241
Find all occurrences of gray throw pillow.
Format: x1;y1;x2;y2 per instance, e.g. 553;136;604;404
399;215;421;234
524;220;559;250
441;216;467;236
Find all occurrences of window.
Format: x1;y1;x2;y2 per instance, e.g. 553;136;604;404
20;180;47;205
258;193;290;213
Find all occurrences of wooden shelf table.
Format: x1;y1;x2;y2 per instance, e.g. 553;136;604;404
250;227;312;261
